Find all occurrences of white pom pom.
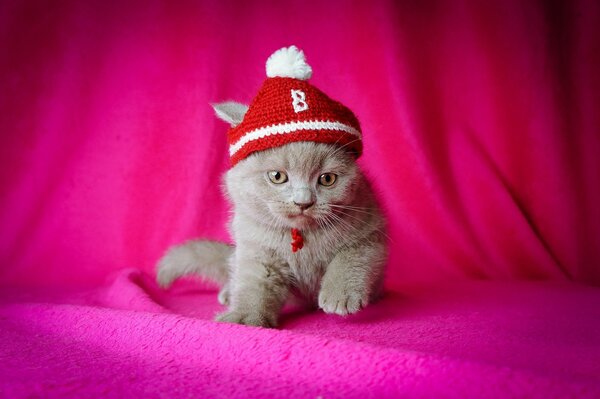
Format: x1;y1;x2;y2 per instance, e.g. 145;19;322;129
266;46;312;80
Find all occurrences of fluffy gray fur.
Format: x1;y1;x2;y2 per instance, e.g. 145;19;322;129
157;104;387;328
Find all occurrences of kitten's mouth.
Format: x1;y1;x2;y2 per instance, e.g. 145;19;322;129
285;213;315;227
288;213;311;220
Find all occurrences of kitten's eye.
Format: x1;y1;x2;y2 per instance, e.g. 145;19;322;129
318;173;337;187
267;171;288;184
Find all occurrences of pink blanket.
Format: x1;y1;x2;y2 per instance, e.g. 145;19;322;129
1;0;599;397
2;274;600;397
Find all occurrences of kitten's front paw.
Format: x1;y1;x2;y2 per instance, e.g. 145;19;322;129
318;287;368;316
215;310;277;328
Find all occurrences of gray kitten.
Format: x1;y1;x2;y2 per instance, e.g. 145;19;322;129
157;103;387;328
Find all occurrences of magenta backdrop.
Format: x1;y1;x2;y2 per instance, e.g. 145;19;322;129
1;0;599;289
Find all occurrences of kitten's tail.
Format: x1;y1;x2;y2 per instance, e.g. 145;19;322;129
156;240;233;288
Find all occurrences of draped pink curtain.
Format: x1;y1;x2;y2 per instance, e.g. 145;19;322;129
1;0;599;289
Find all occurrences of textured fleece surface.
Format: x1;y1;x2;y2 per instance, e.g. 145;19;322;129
1;0;600;397
1;272;600;398
1;0;599;288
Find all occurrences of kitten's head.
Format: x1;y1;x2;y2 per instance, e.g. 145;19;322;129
225;141;361;230
213;101;362;230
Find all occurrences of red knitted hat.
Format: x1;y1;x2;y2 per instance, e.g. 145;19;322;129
221;46;363;166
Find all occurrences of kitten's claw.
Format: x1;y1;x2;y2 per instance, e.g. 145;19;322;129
215;310;277;328
318;289;367;316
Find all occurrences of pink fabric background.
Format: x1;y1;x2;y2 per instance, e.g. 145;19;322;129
2;0;598;289
2;1;600;397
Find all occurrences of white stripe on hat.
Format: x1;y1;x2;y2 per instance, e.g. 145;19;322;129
229;120;361;157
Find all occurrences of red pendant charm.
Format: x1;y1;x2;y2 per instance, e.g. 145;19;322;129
291;228;304;253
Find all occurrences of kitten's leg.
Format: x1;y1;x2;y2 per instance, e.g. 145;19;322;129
318;232;387;316
217;282;230;305
216;249;289;328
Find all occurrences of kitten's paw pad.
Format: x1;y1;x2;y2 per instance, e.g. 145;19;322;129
318;289;367;316
215;310;277;328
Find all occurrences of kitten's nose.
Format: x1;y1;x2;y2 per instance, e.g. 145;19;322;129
294;201;314;210
292;187;314;211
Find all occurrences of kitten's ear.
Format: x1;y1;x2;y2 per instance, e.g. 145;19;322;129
211;101;249;127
